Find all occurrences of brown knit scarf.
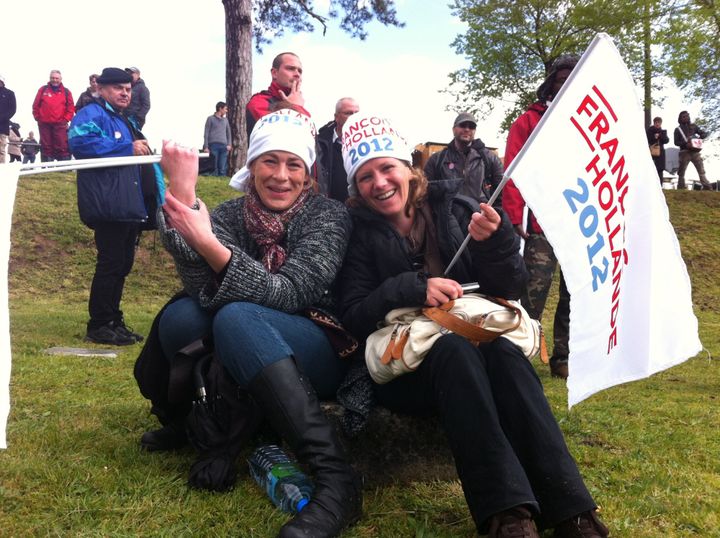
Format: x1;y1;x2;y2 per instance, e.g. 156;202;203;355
242;182;310;273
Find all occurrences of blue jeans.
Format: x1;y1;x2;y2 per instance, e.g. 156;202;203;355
209;142;228;176
158;297;347;399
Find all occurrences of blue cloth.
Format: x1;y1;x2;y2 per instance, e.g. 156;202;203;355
68;101;147;227
158;297;347;399
209;142;228;176
68;101;134;158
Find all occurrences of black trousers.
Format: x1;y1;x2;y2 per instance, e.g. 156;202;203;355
88;222;140;330
374;334;596;532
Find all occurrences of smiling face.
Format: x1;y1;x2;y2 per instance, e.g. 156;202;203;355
355;157;412;227
49;71;62;86
251;150;308;211
98;83;132;110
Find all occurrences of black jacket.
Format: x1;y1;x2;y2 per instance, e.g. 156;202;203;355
424;139;504;207
126;78;151;128
339;180;527;341
674;122;707;151
0;85;16;136
315;120;349;202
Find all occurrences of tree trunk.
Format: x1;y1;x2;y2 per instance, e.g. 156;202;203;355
223;0;252;175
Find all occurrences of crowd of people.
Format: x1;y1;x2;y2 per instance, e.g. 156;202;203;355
3;52;717;538
0;68;151;165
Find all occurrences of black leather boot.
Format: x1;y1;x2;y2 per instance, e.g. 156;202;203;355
140;414;188;452
248;358;362;538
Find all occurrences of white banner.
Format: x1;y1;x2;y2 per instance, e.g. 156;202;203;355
0;163;21;448
506;34;701;406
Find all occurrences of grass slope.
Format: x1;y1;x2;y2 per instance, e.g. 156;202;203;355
1;174;718;537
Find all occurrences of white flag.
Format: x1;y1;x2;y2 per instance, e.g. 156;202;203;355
1;163;21;449
506;34;702;406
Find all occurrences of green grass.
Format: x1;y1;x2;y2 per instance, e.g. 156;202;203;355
1;175;719;537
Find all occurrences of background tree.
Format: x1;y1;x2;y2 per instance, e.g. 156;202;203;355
447;0;672;131
662;0;720;132
222;0;403;173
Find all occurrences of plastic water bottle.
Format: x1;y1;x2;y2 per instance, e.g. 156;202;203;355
248;444;314;513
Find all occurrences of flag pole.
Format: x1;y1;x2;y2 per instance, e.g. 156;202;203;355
18;153;210;176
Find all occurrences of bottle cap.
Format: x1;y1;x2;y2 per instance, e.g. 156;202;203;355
297;498;309;512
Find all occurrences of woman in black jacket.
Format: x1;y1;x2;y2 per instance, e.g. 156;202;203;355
646;116;669;184
338;113;609;538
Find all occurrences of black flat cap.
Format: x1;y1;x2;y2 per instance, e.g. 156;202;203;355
96;67;132;84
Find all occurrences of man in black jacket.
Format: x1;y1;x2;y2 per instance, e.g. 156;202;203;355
124;66;151;129
316;97;359;202
0;74;17;164
674;110;711;190
424;112;504;206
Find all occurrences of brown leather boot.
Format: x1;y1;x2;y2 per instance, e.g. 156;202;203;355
554;510;610;537
487;506;539;538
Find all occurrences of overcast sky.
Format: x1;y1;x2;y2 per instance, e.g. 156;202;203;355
3;0;713;180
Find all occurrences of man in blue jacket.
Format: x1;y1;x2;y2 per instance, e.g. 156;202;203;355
69;67;155;346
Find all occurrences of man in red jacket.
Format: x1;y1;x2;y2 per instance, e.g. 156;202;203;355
502;55;578;379
245;52;310;138
32;70;75;161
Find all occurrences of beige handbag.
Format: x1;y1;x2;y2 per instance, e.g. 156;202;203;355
364;294;546;384
649;143;661;157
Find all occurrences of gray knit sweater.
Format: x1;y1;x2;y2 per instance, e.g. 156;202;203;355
158;193;352;314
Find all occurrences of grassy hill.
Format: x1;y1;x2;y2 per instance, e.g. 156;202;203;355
1;173;719;537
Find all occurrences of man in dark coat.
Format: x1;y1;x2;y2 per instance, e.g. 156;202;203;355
315;97;359;202
124;67;151;129
423;112;503;207
0;74;17;164
68;67;157;346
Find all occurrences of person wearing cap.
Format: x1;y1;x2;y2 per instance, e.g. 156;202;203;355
141;109;361;537
316;97;360;202
32;70;75;161
338;112;609;538
124;67;151;129
68;67;160;346
75;73;100;111
245;52;310;138
424;112;504;206
0;74;17;164
502;55;579;380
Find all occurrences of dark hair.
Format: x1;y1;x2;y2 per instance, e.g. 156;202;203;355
216;101;226;112
346;161;428;218
89;74;99;82
653;116;662;123
272;52;299;69
678;110;689;122
536;54;579;101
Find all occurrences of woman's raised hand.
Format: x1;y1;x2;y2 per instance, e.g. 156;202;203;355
425;277;463;307
163;191;231;273
469;203;501;242
160;140;199;207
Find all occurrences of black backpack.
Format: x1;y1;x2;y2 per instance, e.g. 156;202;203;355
134;296;263;491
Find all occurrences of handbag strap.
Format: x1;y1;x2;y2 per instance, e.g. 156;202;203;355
422;297;522;343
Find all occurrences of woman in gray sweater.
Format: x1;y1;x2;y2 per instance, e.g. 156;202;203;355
152;110;361;538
